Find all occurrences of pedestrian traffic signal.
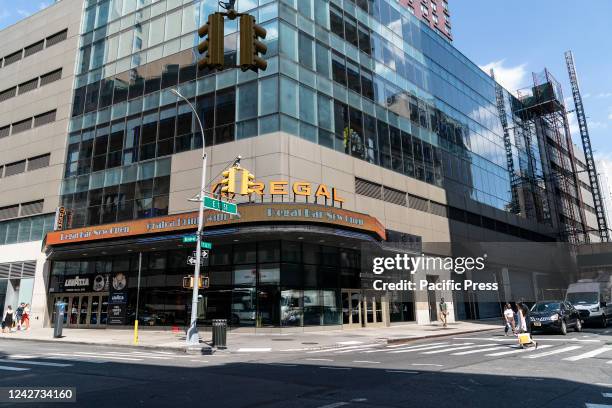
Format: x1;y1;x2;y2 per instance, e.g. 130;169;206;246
220;166;238;195
198;13;224;70
239;170;256;195
239;14;267;72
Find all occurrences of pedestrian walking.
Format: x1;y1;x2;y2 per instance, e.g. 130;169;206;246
15;302;24;331
516;301;537;348
2;306;14;333
439;297;448;328
22;303;30;330
503;303;515;336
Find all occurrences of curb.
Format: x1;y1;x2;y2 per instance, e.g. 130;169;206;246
0;336;209;354
0;326;498;353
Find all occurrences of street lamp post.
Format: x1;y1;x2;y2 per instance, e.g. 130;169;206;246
170;88;207;346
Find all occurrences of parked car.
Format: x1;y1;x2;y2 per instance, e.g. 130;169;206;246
529;300;582;335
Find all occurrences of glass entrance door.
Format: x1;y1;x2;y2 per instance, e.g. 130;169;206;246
342;290;362;327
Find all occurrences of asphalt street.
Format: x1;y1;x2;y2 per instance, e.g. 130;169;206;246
0;327;611;408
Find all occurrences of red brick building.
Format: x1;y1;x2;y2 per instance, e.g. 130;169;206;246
399;0;452;41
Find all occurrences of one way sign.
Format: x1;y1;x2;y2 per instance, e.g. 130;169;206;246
187;250;209;267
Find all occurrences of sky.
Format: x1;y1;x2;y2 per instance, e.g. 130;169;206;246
452;0;612;219
0;0;52;27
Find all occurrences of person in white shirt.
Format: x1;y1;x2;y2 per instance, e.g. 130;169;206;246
503;303;515;336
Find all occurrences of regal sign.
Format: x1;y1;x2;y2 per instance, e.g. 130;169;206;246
45;203;386;246
211;180;345;204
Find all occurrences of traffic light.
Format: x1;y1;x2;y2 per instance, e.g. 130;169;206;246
198;13;224;70
220;166;238;195
239;15;267;72
239;170;256;195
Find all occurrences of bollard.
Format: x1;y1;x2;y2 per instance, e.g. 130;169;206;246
53;302;65;338
215;319;227;349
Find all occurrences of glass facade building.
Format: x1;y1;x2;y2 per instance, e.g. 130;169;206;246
63;0;542;227
46;0;558;328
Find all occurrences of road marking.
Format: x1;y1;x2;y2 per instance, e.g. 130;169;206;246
603;393;612;398
524;346;582;359
337;341;363;345
67;353;142;361
388;343;471;354
0;360;72;367
452;346;509;355
315;402;350;408
44;353;106;363
412;363;443;367
385;370;418;374
189;359;209;363
0;364;29;371
319;367;352;370
352;360;380;364
485;345;553;356
102;352;171;360
236;348;271;352
335;345;378;354
381;342;449;352
585;404;612;408
308;344;375;354
595;383;612;387
454;337;600;343
422;344;495;355
306;358;334;362
563;347;612;361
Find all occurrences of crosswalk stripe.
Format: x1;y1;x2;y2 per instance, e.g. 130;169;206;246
0;365;29;371
45;353;106;363
454;337;600;343
381;342;448;352
485;345;553;356
422;344;496;355
335;345;378;354
60;353;142;361
307;345;373;354
102;352;171;360
388;343;470;354
563;347;612;362
524;346;582;359
452;346;509;356
603;393;612;398
585;404;612;408
0;360;72;367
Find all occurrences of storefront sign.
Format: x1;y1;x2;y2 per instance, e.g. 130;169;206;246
210;180;345;204
108;304;127;325
63;276;90;293
45;203;386;246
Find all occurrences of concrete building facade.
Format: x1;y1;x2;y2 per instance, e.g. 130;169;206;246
0;0;83;327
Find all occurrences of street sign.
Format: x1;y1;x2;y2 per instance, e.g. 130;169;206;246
182;236;197;243
201;241;212;249
190;249;209;267
192;250;209;258
187;256;197;266
203;196;238;215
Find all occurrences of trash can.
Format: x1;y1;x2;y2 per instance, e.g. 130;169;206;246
53;302;66;338
212;319;227;349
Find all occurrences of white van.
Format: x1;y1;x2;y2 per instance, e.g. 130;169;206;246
565;280;612;328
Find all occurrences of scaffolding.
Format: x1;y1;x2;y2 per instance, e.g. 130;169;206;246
565;51;610;242
513;69;588;244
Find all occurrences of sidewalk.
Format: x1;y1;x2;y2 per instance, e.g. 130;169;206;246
0;320;500;353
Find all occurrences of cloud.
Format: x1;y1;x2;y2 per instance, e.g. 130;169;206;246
608;112;612;121
16;9;31;17
479;60;528;93
596;92;612;98
39;2;50;10
595;155;612;222
588;121;608;130
567;112;580;136
0;10;10;20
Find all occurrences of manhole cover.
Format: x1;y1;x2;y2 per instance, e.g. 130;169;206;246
301;342;319;345
271;338;294;341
